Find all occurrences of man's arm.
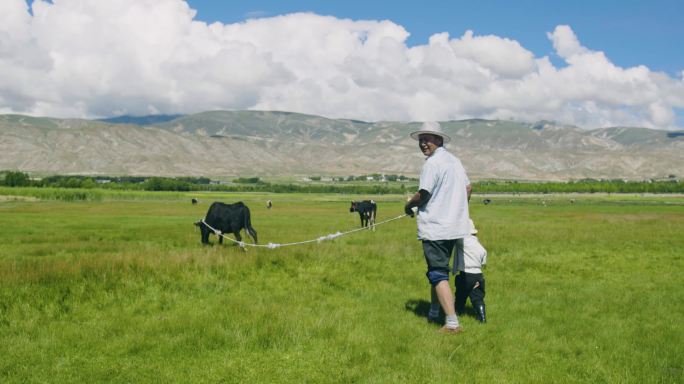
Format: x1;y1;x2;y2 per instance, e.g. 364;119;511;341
404;189;431;216
466;183;472;202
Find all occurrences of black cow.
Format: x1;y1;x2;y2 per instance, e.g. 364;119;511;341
482;199;492;205
194;201;258;245
191;198;198;205
350;200;377;229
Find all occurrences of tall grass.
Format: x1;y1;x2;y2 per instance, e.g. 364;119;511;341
0;194;682;383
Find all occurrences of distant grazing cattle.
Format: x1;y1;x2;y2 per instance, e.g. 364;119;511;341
194;202;257;245
482;199;492;205
191;198;198;205
266;200;272;209
350;200;377;229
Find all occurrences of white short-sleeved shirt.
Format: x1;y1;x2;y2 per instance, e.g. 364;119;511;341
417;147;471;240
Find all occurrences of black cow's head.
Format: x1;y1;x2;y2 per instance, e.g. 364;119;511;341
349;201;357;212
194;220;211;244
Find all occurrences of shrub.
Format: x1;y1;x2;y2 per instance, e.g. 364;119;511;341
2;171;31;187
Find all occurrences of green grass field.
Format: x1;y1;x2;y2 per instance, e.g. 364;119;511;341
0;191;682;383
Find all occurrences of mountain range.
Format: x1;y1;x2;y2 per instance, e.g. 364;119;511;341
1;111;682;180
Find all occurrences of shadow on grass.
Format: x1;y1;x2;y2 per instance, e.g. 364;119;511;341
404;298;481;322
459;307;481;321
404;299;431;319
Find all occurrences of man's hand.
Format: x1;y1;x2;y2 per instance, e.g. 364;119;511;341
404;190;431;218
404;191;422;217
404;203;415;217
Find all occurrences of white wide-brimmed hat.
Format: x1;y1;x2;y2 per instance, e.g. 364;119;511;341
409;121;451;143
469;219;478;234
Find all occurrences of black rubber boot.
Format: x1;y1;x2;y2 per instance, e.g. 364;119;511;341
476;304;486;323
455;298;465;316
454;274;467;315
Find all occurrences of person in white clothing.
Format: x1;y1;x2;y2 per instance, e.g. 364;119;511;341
404;121;472;334
454;219;487;323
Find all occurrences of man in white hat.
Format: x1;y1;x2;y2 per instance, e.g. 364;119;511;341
404;121;472;334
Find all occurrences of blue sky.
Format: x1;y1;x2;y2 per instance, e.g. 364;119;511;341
5;0;684;129
186;0;683;76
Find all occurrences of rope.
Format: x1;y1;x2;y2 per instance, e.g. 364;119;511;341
199;213;409;249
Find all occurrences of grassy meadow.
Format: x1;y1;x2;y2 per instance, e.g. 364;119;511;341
0;190;682;383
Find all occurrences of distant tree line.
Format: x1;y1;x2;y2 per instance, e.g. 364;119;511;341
1;170;682;194
0;171;411;194
341;174;415;182
471;179;684;194
2;171;31;187
305;174;416;182
233;177;262;184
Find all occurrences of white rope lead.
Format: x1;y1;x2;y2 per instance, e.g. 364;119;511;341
200;214;409;249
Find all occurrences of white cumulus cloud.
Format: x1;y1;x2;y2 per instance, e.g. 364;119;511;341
0;0;682;129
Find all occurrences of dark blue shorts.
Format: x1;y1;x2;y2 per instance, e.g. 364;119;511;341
422;239;463;284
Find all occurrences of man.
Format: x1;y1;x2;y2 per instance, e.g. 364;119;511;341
404;121;472;334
